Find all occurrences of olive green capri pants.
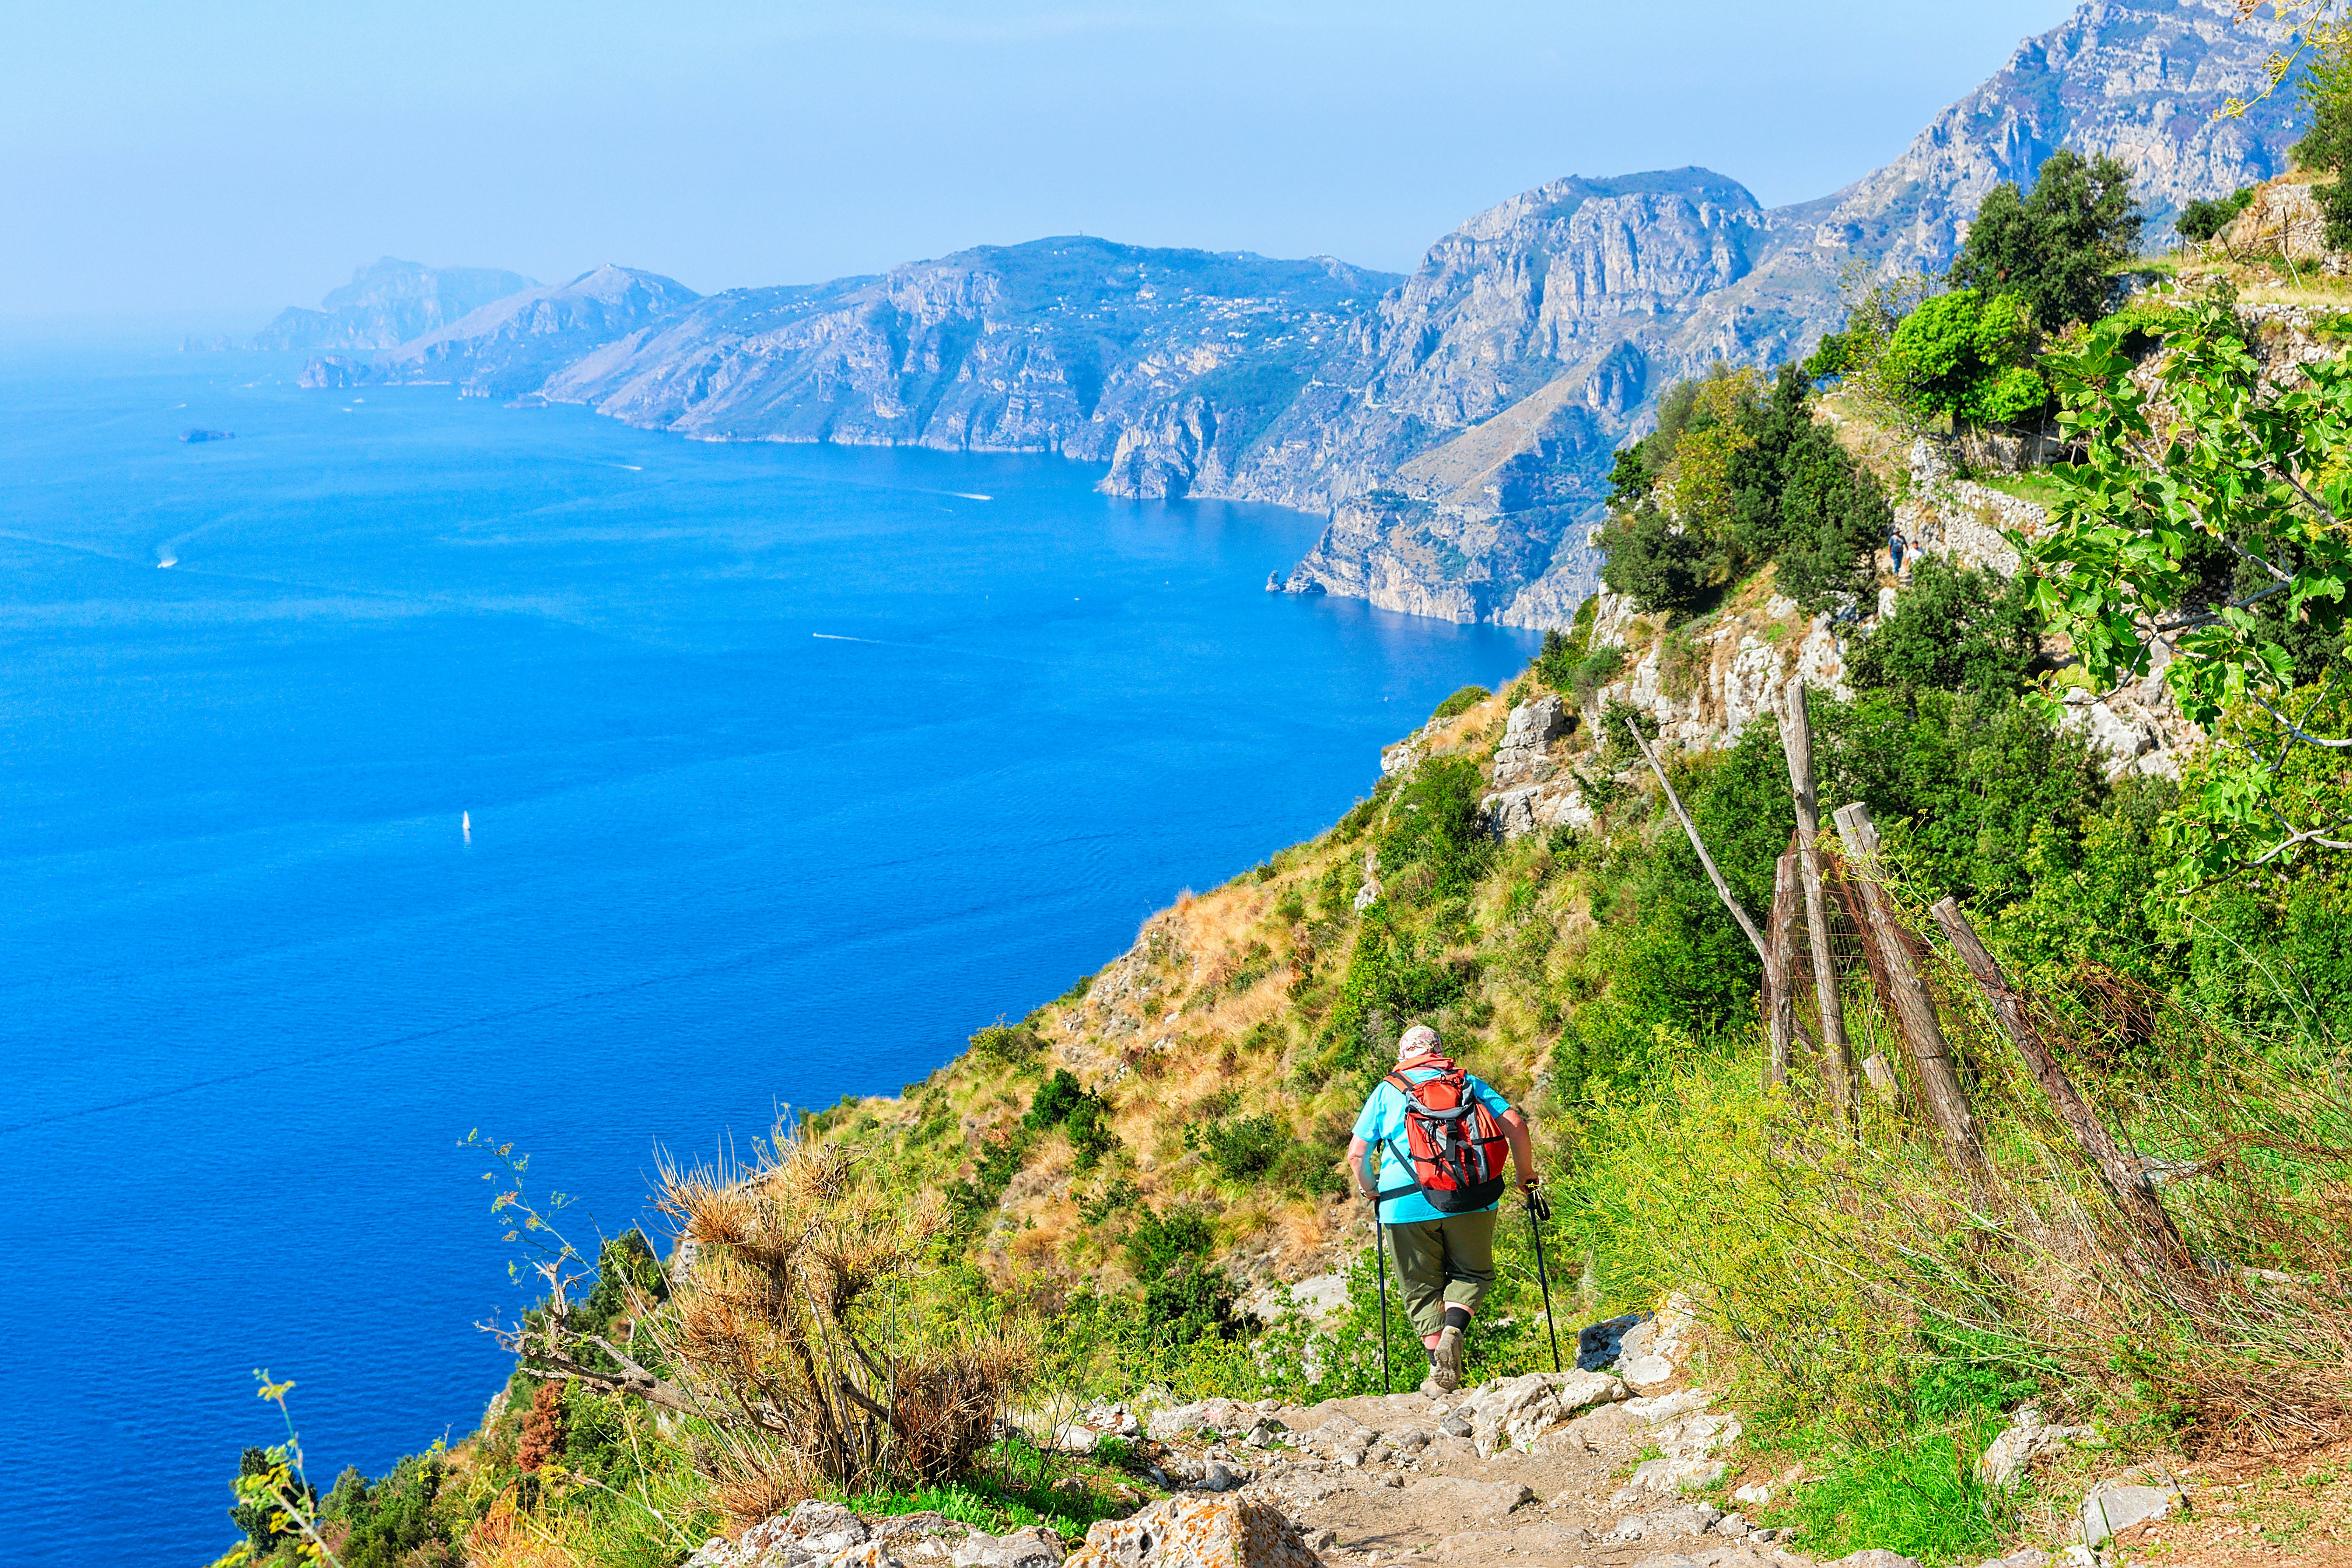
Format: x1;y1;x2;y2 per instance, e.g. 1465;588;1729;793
1384;1209;1497;1337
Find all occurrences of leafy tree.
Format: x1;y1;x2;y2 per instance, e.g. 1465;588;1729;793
2295;22;2352;249
1601;361;1889;615
1948;149;2144;329
1533;626;1578;689
1806;267;1936;427
1879;289;2049;428
1847;555;2040;697
1816;688;2106;910
1773;423;1894;613
1598;499;1717;613
2032;291;2352;883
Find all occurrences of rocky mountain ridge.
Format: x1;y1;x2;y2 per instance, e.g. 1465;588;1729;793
255;256;537;353
281;0;2297;629
300;264;701;398
537;239;1398;467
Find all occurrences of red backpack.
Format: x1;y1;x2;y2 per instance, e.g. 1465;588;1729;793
1376;1059;1510;1214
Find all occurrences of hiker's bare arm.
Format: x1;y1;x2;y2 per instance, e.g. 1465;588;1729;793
1502;1106;1536;1188
1348;1135;1376;1200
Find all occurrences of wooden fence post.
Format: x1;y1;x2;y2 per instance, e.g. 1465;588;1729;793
1779;678;1856;1125
1625;718;1811;1080
1831;802;1985;1169
1929;897;2189;1268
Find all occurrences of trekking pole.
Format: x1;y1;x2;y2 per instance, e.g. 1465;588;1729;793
1524;1183;1562;1374
1374;1212;1391;1393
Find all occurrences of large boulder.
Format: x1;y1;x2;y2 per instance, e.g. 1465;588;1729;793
1145;1398;1254;1443
1977;1406;2100;1488
689;1503;1044;1568
1605;1504;1722;1541
1062;1495;1321;1568
1458;1369;1628;1457
1578;1311;1645;1372
1615;1294;1696;1387
2080;1470;2188;1548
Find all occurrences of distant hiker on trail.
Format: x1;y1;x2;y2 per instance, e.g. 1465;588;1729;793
1348;1023;1535;1396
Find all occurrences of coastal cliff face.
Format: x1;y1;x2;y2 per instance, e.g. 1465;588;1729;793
302;264;700;397
535;240;1397;468
1256;171;1847;623
1257;0;2298;625
283;0;2299;627
256;257;536;353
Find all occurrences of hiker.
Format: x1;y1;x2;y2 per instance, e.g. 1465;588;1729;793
1348;1023;1536;1396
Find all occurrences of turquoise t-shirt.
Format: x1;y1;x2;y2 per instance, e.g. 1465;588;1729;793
1353;1066;1514;1225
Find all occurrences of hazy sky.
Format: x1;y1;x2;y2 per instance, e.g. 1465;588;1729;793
4;1;2074;321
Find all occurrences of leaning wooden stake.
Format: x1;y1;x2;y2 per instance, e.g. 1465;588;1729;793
1769;851;1805;1084
1930;897;2190;1268
1625;717;1810;1081
1831;802;1985;1169
1778;678;1855;1124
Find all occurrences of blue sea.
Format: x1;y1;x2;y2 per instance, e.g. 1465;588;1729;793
0;338;1534;1566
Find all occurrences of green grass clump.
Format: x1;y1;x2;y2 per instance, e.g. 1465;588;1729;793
1431;685;1489;722
1772;1425;2009;1565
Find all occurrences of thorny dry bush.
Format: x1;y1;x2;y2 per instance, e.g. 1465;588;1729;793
498;1130;1030;1530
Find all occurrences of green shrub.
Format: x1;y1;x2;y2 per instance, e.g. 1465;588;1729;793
1431;685;1489;722
1847;555;2039;696
1534;597;1600;692
1123;1208;1240;1346
1880;289;2049;428
1381;754;1492;900
1027;1069;1116;1170
972;1019;1044;1066
321;1454;459;1568
1186;1112;1288;1178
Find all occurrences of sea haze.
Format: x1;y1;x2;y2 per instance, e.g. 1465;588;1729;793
0;342;1534;1565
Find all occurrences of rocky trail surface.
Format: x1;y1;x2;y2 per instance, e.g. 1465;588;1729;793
687;1305;2102;1568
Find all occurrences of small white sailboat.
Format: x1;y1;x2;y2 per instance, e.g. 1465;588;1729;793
462;810;472;843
